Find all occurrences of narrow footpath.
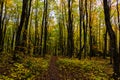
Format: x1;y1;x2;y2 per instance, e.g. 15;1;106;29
47;56;60;80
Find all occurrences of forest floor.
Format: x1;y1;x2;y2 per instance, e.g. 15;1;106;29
0;54;114;80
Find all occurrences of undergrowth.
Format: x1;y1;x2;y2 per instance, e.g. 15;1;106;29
56;58;114;80
0;53;49;80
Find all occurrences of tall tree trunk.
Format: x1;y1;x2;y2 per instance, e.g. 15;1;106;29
28;8;33;56
15;0;28;52
89;0;93;59
103;0;119;78
61;3;66;56
0;1;8;52
43;0;48;57
14;0;32;60
84;0;88;58
63;2;67;56
34;0;39;55
103;30;107;59
77;0;83;59
58;19;63;55
67;0;74;58
0;0;4;52
39;11;44;55
98;19;101;52
22;0;32;54
116;0;120;74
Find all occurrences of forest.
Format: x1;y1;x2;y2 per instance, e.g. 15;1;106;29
0;0;120;80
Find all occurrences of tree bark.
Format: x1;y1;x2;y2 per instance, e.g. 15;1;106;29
67;0;74;58
103;0;119;78
43;0;48;57
14;0;32;60
0;0;4;52
89;0;93;59
22;0;32;54
103;30;107;59
77;0;83;59
116;0;120;74
84;0;88;58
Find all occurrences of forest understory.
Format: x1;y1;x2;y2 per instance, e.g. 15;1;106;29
0;54;116;80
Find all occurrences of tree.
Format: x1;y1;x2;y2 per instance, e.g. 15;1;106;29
103;30;107;59
0;0;4;52
84;0;88;58
43;0;48;57
77;0;83;59
103;0;120;78
34;0;39;55
116;0;120;74
14;0;32;59
67;0;74;58
22;0;32;54
89;0;93;59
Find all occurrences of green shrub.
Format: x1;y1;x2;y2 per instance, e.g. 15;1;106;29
10;63;32;80
24;57;49;79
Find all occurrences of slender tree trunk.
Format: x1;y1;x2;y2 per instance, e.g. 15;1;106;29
0;0;4;52
89;0;92;59
63;2;68;56
58;19;63;55
61;3;65;56
34;0;39;55
84;0;88;58
78;0;83;59
43;0;48;57
98;19;101;52
103;30;107;59
67;0;74;58
103;0;119;78
39;11;44;55
28;8;33;56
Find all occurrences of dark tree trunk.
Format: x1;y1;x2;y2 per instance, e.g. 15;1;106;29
28;8;33;55
43;0;48;57
103;30;107;59
84;0;88;58
67;0;74;58
77;0;83;59
22;0;32;54
0;0;4;52
0;1;8;52
15;0;28;52
116;0;120;74
89;0;93;59
14;0;32;60
103;0;119;78
39;11;44;55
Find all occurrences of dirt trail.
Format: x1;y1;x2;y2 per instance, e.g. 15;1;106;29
47;56;60;80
